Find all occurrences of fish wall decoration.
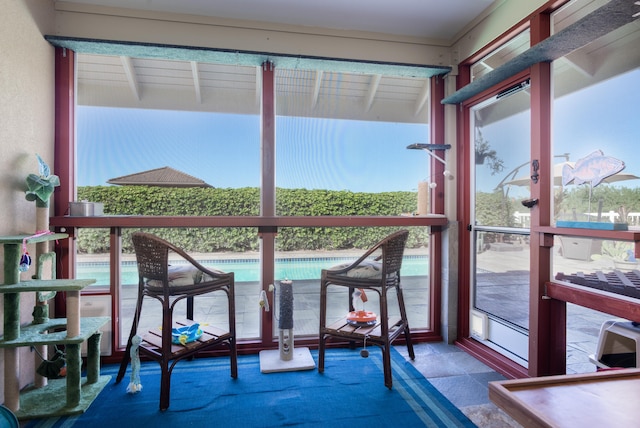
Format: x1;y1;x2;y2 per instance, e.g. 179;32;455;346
562;150;625;187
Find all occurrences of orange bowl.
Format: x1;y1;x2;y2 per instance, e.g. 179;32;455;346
346;310;377;324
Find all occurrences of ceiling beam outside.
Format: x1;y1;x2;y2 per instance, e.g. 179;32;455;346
190;61;202;104
255;66;262;105
120;56;140;101
311;70;323;109
414;79;430;116
365;74;381;112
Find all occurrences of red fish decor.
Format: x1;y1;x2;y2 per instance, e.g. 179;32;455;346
562;150;625;188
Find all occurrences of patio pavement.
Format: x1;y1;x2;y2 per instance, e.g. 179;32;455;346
90;240;629;375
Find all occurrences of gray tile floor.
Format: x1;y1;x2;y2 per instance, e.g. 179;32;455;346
395;342;523;428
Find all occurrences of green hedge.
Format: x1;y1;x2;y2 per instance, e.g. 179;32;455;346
77;186;428;254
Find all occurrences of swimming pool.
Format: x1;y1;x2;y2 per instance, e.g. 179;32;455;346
77;255;429;286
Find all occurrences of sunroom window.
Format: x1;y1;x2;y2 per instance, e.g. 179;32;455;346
69;47;447;344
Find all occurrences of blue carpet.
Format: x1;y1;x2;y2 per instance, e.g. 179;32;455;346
25;348;476;427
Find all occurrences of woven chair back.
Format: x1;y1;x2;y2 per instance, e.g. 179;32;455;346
132;232;171;283
380;230;409;276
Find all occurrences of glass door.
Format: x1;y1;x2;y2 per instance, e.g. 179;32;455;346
469;80;531;366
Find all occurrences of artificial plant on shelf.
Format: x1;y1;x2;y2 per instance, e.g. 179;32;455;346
23;152;59;261
25;154;60;208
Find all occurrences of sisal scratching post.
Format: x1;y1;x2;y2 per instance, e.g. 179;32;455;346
278;280;294;361
417;181;429;215
66;291;81;338
259;280;315;373
34;205;51;388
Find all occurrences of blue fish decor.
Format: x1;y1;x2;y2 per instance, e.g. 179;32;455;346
562;150;624;188
557;150;629;230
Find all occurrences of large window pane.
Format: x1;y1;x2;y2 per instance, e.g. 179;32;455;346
551;0;640;373
475;231;530;330
76;228;110;291
473;84;531;228
76;54;260;213
273;226;430;339
275;68;431;217
470;79;531;365
552;1;640;226
116;227;261;347
270;67;435;334
553;68;640;225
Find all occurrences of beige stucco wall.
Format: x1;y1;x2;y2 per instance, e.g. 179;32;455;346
52;1;452;68
52;0;550;70
0;0;56;404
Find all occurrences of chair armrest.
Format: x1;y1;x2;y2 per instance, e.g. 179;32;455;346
164;241;233;281
323;242;383;274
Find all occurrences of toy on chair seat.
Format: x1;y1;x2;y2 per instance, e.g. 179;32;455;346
346;289;377;326
172;323;203;345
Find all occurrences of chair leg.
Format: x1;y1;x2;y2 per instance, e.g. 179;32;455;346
396;283;415;360
157;299;174;410
404;323;415;360
229;338;238;379
318;334;326;373
318;278;328;373
382;343;392;389
116;338;132;384
380;288;392;389
159;359;171;411
227;283;238;379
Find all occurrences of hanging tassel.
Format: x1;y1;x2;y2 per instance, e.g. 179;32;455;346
19;231;52;272
126;335;143;394
19;252;31;273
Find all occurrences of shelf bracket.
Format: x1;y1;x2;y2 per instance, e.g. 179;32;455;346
406;143;451;166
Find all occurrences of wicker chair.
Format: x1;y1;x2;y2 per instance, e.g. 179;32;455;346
116;232;237;410
318;229;414;388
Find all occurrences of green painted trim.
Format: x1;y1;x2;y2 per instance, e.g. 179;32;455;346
45;36;450;78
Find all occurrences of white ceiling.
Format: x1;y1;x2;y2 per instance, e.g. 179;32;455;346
64;0;496;123
63;1;640;125
60;0;496;40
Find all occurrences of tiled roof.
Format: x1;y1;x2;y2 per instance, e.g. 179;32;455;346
107;167;212;188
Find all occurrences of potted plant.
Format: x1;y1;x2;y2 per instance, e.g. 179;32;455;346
592;240;638;270
475;129;504;175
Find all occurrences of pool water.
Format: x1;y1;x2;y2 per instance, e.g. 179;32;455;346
77;256;429;286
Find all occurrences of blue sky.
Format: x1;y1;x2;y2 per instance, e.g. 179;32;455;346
77;69;639;194
77;108;432;192
475;68;640;197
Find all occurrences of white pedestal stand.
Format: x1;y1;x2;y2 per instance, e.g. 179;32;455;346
259;280;315;373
